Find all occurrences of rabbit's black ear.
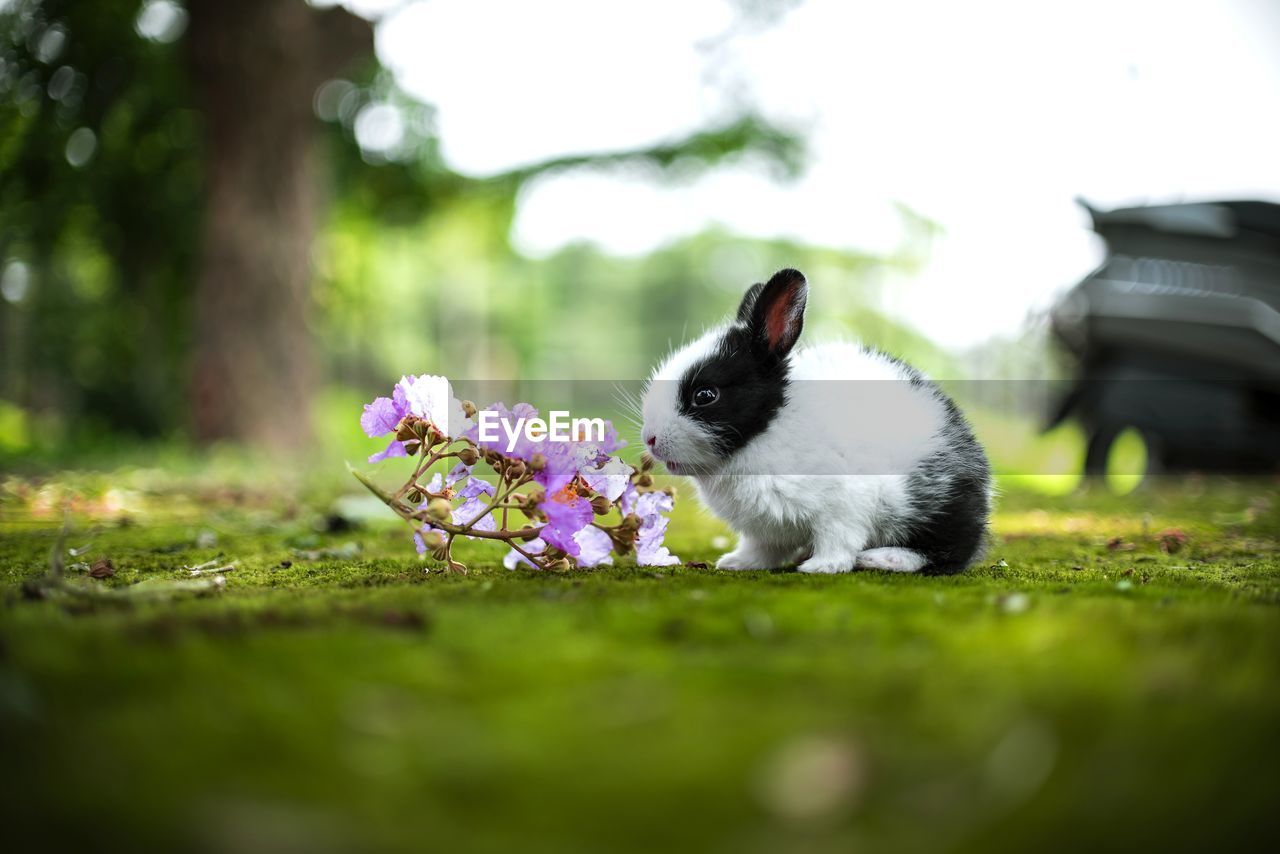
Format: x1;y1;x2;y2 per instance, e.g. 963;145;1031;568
746;268;807;358
736;281;766;322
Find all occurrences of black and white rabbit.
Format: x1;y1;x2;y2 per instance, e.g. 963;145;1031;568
640;268;991;574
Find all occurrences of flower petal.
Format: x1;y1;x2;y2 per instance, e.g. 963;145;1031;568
573;525;614;567
361;396;403;438
368;439;408;463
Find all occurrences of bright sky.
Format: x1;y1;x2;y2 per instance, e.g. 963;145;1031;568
348;0;1280;349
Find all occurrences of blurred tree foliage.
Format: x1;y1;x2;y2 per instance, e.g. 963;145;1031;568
1;0;201;438
2;0;934;456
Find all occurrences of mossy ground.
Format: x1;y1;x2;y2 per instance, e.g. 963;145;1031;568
1;470;1278;853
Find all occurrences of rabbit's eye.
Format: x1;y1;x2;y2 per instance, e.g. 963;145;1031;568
692;386;719;407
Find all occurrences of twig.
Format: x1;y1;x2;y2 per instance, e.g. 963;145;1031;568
187;560;239;577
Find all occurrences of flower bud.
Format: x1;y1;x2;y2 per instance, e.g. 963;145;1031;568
525;486;546;506
636;473;654;488
508;460;527;480
425;425;446;447
590;494;612;515
425;498;452;522
457;446;479;466
461;399;477;418
621;512;641;531
420;530;445;551
395;416;419;443
484;449;503;467
529;453;547;472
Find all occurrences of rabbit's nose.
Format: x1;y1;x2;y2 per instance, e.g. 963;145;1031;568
645;435;657;449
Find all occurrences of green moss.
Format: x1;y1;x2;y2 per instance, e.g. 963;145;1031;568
1;474;1277;852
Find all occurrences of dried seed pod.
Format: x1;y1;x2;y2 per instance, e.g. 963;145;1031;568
590;495;612;515
461;399;477;418
508;460;527;480
406;488;425;504
395;416;419;442
545;558;572;572
457;446;479;466
525;486;546;506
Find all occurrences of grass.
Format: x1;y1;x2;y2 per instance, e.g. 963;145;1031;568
1;468;1278;853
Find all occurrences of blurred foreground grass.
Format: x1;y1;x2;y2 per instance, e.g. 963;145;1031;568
1;467;1277;853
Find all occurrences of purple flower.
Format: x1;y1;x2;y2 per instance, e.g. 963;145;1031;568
580;457;633;503
458;477;495;500
450;476;496;537
360;374;470;463
573;525;614;567
619;482;639;516
361;394;410;463
503;537;547;570
533;440;581;496
468;401;541;458
579;419;626;460
396;374;471;438
539;485;593;557
445;462;472;487
635;491;680;566
361;396;402;437
452;496;496;535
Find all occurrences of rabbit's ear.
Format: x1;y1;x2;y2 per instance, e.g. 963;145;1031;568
746;268;807;358
736;281;766;322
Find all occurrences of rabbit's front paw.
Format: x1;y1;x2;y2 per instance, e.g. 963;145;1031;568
721;547;778;573
716;549;764;571
796;554;854;574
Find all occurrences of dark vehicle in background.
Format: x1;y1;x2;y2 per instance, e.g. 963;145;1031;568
1049;199;1280;475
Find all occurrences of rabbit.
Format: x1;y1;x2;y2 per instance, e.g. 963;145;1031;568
640;268;992;574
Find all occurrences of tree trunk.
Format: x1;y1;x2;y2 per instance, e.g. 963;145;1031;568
186;0;370;447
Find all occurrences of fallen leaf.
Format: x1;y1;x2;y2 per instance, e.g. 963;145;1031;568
89;558;115;579
1106;537;1135;552
1157;528;1188;554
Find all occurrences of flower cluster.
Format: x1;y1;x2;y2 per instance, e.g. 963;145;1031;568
354;375;679;572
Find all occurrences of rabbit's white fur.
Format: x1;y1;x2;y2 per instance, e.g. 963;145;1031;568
645;333;960;574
